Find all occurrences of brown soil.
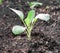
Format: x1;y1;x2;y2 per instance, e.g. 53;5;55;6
0;0;60;53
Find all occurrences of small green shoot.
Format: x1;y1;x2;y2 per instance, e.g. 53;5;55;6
10;8;50;40
29;2;43;9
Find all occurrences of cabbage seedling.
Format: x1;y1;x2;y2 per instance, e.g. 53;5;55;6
10;8;50;40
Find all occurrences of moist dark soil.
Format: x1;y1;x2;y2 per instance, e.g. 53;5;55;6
0;0;60;53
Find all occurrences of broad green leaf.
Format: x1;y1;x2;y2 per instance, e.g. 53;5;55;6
35;14;50;21
29;2;43;9
12;25;26;35
10;8;24;20
25;10;35;26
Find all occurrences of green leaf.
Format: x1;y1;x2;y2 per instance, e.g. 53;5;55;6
0;0;3;5
12;25;26;35
10;8;24;20
32;18;37;23
25;10;35;26
35;14;50;21
29;2;43;9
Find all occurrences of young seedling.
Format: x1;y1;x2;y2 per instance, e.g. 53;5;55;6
10;8;50;40
28;2;43;9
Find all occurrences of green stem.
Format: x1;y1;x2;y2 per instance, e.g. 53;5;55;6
27;31;31;40
27;27;32;40
26;18;38;40
22;20;32;40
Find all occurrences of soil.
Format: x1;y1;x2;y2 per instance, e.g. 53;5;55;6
0;0;60;53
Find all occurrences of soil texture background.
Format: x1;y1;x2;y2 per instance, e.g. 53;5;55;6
0;0;60;53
